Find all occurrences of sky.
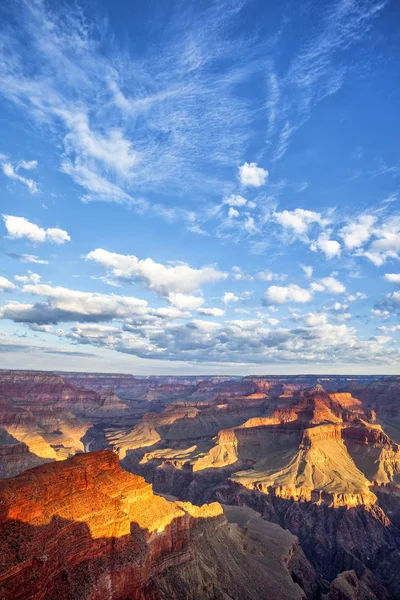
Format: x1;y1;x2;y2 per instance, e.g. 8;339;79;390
0;0;399;375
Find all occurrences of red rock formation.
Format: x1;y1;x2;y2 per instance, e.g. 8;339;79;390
0;450;224;599
0;451;317;600
0;370;101;414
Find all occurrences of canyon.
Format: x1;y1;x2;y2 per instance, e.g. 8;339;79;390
0;369;399;599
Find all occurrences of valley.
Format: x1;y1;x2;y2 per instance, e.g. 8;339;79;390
0;369;399;599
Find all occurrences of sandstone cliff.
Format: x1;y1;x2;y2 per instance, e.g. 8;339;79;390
0;450;315;600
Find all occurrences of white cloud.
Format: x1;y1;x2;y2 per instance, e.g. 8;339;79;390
14;272;41;284
371;309;390;319
266;317;280;326
198;307;225;317
301;265;313;279
0;277;17;292
223;194;247;207
274;208;328;237
7;253;49;265
3;215;71;245
223;292;239;304
347;292;368;302
18;160;38;170
310;282;325;292
238;162;268;187
0;284;148;324
167;293;204;310
232;266;253;281
244;216;257;234
379;325;400;333
0;156;38;193
340;215;376;249
302;312;328;327
263;275;345;307
384;273;400;284
150;307;188;320
263;284;313;305
256;270;287;282
310;232;341;259
63;112;139;179
363;218;400;266
387;291;400;307
0;0;266;221
371;335;392;345
319;276;346;294
85;248;227;300
228;207;239;218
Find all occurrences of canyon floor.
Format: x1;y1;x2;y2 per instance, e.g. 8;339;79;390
0;369;400;599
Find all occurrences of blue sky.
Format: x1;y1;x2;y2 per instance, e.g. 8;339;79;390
0;0;399;374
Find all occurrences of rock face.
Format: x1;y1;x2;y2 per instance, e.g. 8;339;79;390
124;384;400;599
346;376;400;444
0;370;158;478
0;400;88;478
0;451;315;600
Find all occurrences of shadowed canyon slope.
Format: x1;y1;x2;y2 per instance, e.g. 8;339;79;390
1;369;400;599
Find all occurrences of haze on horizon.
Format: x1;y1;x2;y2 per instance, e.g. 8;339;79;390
0;0;400;375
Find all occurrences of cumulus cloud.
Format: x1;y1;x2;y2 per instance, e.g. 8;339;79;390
347;292;368;302
14;272;41;284
3;215;71;244
197;307;225;317
384;273;400;284
264;275;345;306
228;207;239;218
167;293;204;310
274;208;328;237
318;276;346;294
223;194;248;207
256;270;287;282
238;162;268;187
363;218;400;266
0;284;148;324
0;277;17;292
310;232;341;259
85;249;227;302
302;312;328;327
263;284;313;305
309;276;345;294
232;266;253;281
340;215;376;249
223;292;239;304
42;312;399;366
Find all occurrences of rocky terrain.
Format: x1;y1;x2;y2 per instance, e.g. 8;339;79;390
0;450;316;600
0;369;399;599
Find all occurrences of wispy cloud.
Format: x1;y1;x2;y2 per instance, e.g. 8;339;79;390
0;0;267;219
266;0;387;160
0;154;38;193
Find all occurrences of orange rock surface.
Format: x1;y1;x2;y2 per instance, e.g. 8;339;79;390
0;450;223;600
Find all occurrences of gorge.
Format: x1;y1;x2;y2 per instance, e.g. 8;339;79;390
0;369;399;599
